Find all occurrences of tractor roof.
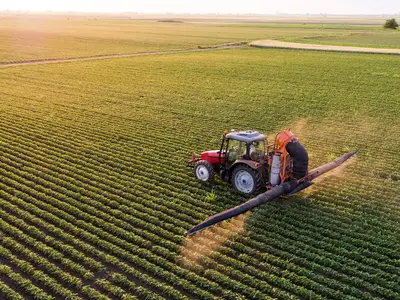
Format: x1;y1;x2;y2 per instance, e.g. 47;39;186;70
225;130;266;143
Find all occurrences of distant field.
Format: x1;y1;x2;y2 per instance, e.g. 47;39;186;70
1;12;391;25
250;40;400;55
285;30;400;49
0;16;391;62
0;47;399;299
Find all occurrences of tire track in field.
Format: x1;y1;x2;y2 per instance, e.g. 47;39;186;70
0;44;244;67
250;40;400;55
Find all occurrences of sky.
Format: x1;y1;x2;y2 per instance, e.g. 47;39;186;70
1;0;399;15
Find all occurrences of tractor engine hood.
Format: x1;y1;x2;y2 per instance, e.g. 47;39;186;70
201;150;225;164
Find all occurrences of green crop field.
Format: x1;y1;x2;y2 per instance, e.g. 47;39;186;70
0;16;400;300
0;16;394;63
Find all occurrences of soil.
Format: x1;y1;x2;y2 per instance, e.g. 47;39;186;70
249;40;400;55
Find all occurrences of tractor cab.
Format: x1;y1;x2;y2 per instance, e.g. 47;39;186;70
222;130;266;167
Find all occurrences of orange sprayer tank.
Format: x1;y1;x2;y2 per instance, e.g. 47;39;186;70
276;130;295;149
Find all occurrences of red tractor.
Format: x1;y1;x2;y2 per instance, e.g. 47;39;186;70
188;129;309;194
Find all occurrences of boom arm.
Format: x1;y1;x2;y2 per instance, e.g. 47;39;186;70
184;150;357;236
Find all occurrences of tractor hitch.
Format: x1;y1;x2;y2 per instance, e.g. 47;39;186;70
187;153;201;168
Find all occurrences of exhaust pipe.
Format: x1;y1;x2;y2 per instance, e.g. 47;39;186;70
184;150;357;236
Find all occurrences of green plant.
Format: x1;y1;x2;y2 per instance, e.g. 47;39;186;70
205;189;217;202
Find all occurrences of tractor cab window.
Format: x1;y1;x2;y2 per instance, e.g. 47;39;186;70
226;140;246;163
249;140;265;162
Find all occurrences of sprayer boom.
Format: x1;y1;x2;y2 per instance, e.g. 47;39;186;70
185;150;357;236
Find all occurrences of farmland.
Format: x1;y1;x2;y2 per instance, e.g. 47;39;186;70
285;30;400;49
0;16;400;299
1;15;397;63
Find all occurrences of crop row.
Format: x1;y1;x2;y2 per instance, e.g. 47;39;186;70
0;114;396;298
243;228;399;299
1;233;133;300
3;103;396;218
0;116;250;230
262;203;399;262
0;135;394;298
1;98;386;197
1;46;399;300
0;197;177;299
0;155;354;298
0;217;95;281
0;190;191;299
0;109;396;234
0;183;253;299
0;126;206;237
0;264;52;300
249;218;399;287
0;142;376;298
0;154;188;262
0;279;25;300
0;243;81;299
0;191;321;299
217;245;364;299
0;151;182;254
0;173;212;299
0;140;190;239
189;223;382;300
0;115;219;217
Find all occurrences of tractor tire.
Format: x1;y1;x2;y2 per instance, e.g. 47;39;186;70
194;160;214;183
231;165;263;194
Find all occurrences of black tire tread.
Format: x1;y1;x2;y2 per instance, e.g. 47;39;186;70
194;160;215;183
231;165;263;194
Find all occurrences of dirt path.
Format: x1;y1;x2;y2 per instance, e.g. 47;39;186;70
249;40;400;55
0;44;244;67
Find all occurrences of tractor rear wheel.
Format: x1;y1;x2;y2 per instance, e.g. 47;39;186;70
231;165;262;194
194;160;214;183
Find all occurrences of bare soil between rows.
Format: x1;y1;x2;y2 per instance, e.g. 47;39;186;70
249;40;400;55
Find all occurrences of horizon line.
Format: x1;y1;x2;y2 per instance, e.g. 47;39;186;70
1;11;400;17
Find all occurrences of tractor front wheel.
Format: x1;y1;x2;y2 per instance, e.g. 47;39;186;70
194;160;214;183
232;165;262;194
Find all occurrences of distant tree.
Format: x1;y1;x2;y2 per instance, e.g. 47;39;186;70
383;18;398;29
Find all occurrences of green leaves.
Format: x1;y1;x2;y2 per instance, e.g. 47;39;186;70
0;43;399;299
